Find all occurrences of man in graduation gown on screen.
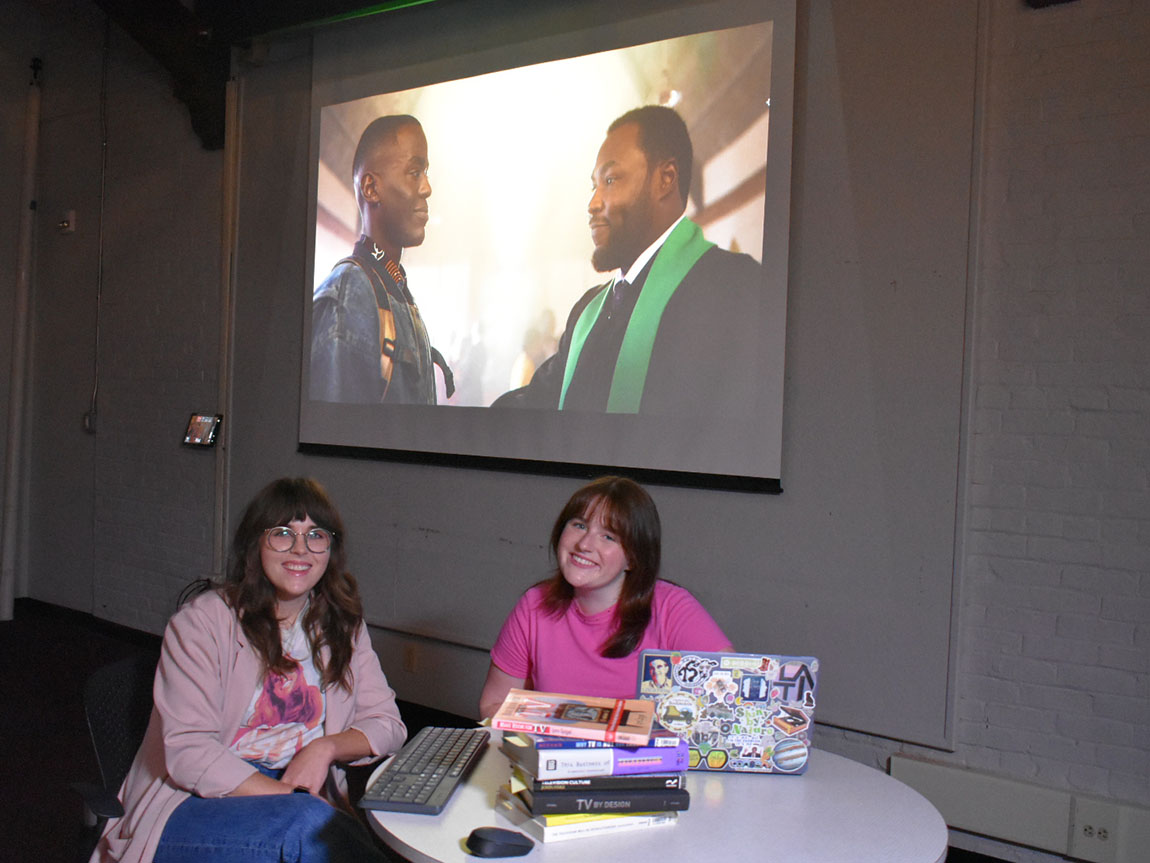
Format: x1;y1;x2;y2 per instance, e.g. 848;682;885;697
310;114;453;404
493;105;760;416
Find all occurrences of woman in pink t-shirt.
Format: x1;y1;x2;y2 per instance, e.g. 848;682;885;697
480;476;732;717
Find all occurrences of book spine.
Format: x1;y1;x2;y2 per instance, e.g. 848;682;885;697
492;717;649;746
537;812;677;842
492;717;570;737
503;742;689;779
533;773;687;792
524;787;690;816
498;794;677;844
502;743;611;779
526;732;682;750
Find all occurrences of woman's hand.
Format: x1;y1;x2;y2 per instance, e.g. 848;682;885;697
280;737;338;794
281;728;375;795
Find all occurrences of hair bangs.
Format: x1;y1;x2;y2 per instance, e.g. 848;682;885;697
256;480;341;535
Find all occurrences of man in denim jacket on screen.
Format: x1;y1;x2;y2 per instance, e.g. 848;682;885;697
310;115;452;404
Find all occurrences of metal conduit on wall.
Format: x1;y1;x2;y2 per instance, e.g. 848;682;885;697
1;59;42;621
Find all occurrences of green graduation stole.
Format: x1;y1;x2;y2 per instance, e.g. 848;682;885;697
559;218;714;412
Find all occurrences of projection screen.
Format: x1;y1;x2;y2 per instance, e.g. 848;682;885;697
301;1;794;486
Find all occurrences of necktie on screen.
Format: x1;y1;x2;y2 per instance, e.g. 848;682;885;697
605;278;628;319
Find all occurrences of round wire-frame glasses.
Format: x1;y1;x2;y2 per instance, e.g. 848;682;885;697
263;526;334;554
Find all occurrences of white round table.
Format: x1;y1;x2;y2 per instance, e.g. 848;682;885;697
367;735;947;862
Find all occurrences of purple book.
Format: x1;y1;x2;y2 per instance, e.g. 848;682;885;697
501;733;690;780
515;730;683;749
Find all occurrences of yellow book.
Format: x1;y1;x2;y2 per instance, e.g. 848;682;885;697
495;785;678;843
535;809;669;826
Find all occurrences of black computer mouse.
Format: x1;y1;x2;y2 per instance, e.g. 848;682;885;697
466;826;534;858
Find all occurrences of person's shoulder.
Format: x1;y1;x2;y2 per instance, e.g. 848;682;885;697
695;244;761;279
314;257;371;303
521;583;550;607
669;245;760;316
171;588;233;629
652;580;704;608
653;579;692;599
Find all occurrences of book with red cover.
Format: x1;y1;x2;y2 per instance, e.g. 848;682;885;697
510;729;683;749
491;689;655;746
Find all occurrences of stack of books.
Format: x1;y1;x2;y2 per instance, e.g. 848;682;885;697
491;690;690;842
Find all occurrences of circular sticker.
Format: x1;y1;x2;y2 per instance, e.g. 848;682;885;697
655;691;702;734
771;737;809;773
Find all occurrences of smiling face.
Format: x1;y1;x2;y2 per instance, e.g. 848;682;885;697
556;501;631;613
260;516;330;615
359;121;431;261
650;658;669;684
587;122;660;274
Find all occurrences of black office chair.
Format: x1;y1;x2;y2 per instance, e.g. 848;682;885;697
72;650;159;850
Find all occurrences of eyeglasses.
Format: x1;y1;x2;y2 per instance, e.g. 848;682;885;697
264;526;334;554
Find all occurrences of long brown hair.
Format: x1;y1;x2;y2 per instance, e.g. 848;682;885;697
540;476;661;658
223;477;363;691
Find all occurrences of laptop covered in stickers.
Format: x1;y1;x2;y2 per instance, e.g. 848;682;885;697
635;650;819;775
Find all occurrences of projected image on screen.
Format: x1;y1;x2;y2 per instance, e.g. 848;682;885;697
301;6;793;483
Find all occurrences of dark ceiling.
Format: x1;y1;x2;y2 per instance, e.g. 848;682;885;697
93;0;1080;150
91;0;438;149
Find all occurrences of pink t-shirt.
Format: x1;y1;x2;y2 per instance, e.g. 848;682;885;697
490;580;731;699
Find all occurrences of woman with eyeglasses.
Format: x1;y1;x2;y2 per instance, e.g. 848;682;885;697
478;475;732;719
92;477;406;863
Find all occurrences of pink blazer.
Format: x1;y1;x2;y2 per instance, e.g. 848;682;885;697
91;591;407;863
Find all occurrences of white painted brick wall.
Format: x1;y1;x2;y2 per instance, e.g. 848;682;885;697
965;0;1149;788
10;1;1144;859
818;2;1150;858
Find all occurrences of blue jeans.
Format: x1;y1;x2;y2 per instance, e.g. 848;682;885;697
153;764;389;863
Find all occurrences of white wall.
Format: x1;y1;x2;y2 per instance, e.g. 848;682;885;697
2;2;1146;860
1;0;223;631
967;0;1148;803
814;1;1150;859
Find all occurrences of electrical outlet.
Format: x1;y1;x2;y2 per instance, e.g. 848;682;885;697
403;644;417;673
1069;796;1118;863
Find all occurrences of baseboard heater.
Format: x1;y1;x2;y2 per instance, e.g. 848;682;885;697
890;754;1150;863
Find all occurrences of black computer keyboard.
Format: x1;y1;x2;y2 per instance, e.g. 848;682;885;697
359;725;490;815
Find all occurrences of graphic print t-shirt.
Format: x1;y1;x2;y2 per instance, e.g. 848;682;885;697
230;613;326;768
